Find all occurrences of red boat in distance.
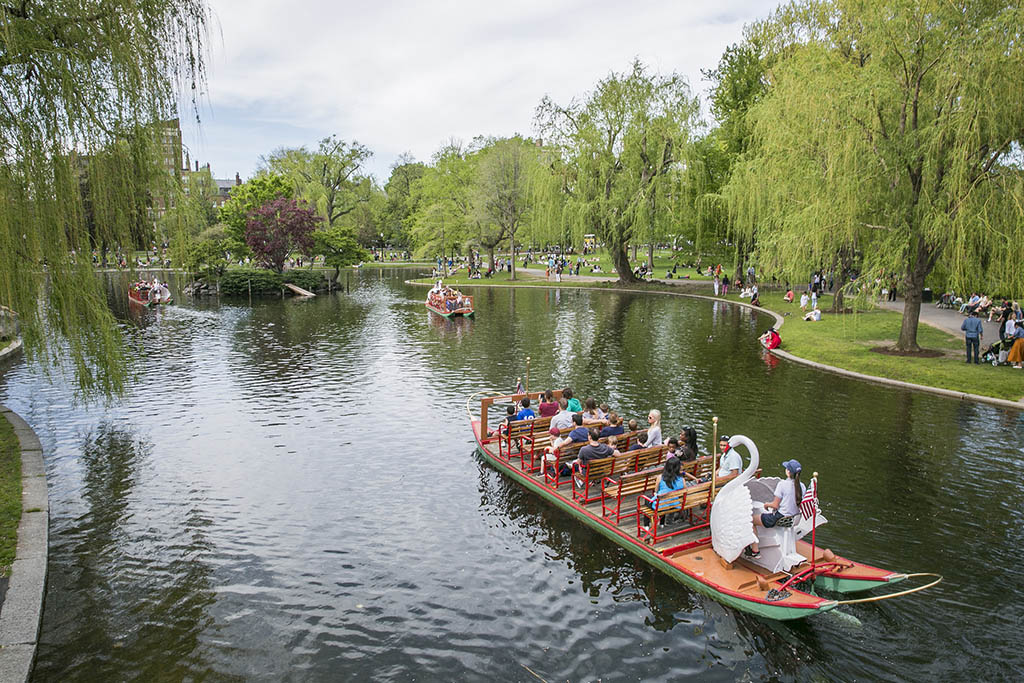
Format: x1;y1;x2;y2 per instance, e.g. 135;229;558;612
425;283;474;318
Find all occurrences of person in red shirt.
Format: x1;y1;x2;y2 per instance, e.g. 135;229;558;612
759;327;781;350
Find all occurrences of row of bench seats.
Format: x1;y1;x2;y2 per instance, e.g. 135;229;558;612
635;469;759;545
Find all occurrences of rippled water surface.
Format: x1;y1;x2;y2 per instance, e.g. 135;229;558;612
2;269;1023;681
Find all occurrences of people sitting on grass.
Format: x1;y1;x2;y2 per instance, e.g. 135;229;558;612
783;289;794;303
803;306;822;322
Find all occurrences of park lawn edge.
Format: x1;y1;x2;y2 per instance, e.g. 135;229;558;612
0;413;21;577
409;276;1024;404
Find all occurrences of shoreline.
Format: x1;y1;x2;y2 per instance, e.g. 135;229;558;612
407;278;1024;412
0;406;48;683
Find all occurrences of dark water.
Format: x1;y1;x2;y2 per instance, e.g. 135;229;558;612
1;269;1022;681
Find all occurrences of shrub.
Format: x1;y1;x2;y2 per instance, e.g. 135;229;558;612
219;268;283;295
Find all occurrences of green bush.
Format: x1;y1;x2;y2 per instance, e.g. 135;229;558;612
219;268;283;295
217;267;328;296
283;269;326;291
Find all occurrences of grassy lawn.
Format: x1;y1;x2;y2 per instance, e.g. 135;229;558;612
741;294;1024;402
0;415;21;578
518;250;732;281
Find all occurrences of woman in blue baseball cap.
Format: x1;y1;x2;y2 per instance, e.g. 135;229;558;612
743;459;806;559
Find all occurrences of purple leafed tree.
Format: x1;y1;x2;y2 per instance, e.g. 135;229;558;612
244;198;320;273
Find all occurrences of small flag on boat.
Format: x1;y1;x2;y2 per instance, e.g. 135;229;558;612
515;378;524;395
800;478;818;519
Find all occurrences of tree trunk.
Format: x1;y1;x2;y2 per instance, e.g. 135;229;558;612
487;246;495;272
647;243;654;271
895;239;932;352
510;232;516;281
611;245;639;283
631;243;638;261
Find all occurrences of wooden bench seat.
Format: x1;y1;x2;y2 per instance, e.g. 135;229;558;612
497;416;553;465
539;430;643;487
636;469;762;545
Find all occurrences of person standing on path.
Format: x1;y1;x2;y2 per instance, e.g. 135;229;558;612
961;311;984;364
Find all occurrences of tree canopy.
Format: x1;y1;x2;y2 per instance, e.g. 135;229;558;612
535;60;701;283
723;0;1024;350
0;0;209;394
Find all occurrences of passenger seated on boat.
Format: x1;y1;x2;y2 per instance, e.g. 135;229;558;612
576;428;618;467
538;390;559;418
563;388;582;413
717;436;742;477
746;459;804;559
639;409;663;448
547;413;587;454
678;426;699;459
489;405;517;436
515;397;536;421
664;437;680;461
582;398;606;425
627;418;639;433
548;399;573;436
628;432;647;451
599;413;624;437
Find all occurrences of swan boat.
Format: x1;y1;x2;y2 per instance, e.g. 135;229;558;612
425;287;474;318
128;281;173;307
469;390;940;621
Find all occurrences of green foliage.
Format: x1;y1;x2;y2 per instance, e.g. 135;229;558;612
262;135;374;233
312;224;371;277
382;155;426;247
218;267;327;295
408;142;477;258
219;268;284;295
0;0;209;396
534;60;701;282
219;174;293;254
724;0;1024;349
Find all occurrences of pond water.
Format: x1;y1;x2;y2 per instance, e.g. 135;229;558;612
1;269;1022;681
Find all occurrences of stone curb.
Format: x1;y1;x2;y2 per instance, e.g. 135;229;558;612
0;407;48;683
407;279;1024;412
0;338;23;362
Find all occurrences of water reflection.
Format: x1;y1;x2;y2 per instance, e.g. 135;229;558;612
0;268;1019;680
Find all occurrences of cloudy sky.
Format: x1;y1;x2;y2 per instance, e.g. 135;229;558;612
181;0;780;184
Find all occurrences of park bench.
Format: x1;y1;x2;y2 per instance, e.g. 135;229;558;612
600;466;663;525
571;451;637;503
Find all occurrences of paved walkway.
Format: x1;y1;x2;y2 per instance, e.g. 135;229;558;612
879;297;1003;341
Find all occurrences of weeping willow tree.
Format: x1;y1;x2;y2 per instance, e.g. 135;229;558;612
0;1;209;394
724;0;1024;351
534;60;700;283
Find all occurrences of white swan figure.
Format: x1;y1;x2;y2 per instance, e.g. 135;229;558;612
710;435;760;563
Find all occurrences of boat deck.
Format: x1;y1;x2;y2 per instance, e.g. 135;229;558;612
472;415;901;619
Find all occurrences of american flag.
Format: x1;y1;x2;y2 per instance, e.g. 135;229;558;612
515;379;524;395
800;478;818;519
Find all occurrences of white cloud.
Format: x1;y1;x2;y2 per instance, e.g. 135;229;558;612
182;0;778;182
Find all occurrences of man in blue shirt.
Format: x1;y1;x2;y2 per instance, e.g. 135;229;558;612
515;397;536;421
961;311;984;364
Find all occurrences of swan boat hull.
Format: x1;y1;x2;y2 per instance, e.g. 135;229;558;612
426;301;474;318
471;418;856;621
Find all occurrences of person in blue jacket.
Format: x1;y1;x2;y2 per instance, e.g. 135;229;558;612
961;310;984;364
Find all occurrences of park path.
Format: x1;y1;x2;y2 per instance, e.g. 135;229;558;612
879;297;1003;341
